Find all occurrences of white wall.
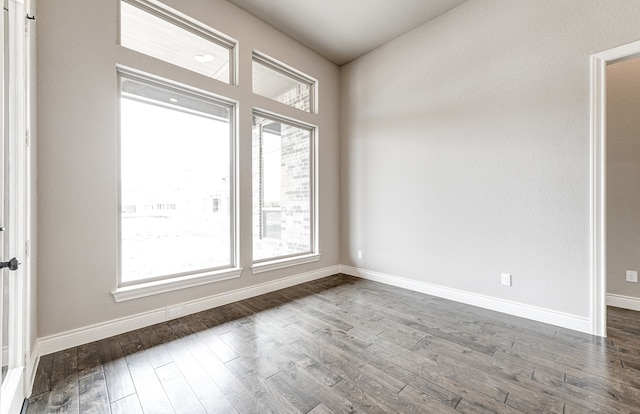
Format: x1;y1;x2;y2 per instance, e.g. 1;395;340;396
607;57;640;299
340;0;640;320
36;0;340;338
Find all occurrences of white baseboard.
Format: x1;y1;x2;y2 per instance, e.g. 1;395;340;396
36;265;340;357
606;293;640;311
340;265;592;334
33;262;597;396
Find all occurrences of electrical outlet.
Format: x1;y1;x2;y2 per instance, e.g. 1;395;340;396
167;305;184;319
626;270;638;283
501;273;512;286
357;250;363;259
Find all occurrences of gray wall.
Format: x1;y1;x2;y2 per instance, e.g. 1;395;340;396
607;57;640;299
37;0;340;337
340;0;640;318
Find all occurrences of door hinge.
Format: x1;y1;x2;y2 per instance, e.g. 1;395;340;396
25;240;30;258
25;129;30;147
26;14;35;37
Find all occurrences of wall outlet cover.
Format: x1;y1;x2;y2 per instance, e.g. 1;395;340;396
167;306;184;319
626;270;638;283
501;273;512;286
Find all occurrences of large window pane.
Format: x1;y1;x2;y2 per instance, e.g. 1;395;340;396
121;0;234;84
252;113;314;261
120;74;233;282
253;54;314;113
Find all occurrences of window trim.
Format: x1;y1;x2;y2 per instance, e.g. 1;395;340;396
119;0;237;85
112;267;242;302
251;109;318;270
116;67;239;291
251;253;321;275
252;51;317;114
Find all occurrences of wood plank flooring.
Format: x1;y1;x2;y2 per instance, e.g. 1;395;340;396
28;274;640;413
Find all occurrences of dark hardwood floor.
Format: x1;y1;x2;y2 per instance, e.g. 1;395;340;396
28;274;640;413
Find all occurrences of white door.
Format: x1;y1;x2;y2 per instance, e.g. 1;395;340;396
0;0;28;412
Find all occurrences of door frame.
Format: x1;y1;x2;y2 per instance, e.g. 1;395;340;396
0;0;31;412
590;40;640;337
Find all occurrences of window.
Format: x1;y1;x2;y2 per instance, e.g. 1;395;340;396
115;2;321;296
120;0;235;84
252;52;315;113
252;112;315;263
251;53;318;269
119;72;235;284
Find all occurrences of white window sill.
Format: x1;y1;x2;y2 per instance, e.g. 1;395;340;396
112;267;243;302
251;253;321;274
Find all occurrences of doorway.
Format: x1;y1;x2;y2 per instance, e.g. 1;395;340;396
605;56;640;313
0;0;30;412
590;40;640;337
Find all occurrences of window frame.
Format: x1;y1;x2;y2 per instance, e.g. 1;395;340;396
119;0;237;86
251;109;320;273
114;68;241;301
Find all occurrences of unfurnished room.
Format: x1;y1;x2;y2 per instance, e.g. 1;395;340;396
0;0;639;413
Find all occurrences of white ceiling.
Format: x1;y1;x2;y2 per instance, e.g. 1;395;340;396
227;0;468;66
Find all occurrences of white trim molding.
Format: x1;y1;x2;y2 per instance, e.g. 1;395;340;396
38;265;340;357
341;266;592;334
589;50;607;338
606;293;640;312
27;340;40;397
251;253;321;274
589;39;640;337
112;267;243;302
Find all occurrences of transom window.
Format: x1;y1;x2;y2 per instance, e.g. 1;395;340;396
252;52;316;113
120;0;235;84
